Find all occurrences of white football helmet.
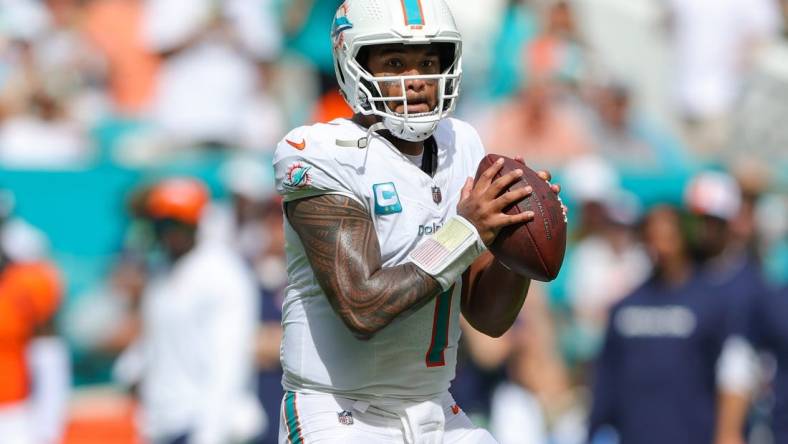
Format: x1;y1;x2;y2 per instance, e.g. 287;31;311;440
332;0;463;142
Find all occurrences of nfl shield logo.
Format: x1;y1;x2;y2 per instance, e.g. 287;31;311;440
432;186;442;204
338;410;354;426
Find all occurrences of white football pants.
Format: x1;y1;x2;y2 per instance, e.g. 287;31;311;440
279;391;498;444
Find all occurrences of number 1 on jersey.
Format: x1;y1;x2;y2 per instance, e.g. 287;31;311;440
426;286;454;367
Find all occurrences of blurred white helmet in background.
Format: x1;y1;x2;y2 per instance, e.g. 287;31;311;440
220;155;275;203
332;0;463;142
1;219;49;262
562;155;620;204
684;171;742;222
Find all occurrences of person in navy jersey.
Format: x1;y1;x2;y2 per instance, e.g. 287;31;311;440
685;172;769;338
684;171;773;444
746;284;788;443
589;205;734;444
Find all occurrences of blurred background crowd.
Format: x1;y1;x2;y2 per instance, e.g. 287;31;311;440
0;0;786;443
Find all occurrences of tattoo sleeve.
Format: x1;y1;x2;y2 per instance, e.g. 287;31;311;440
286;194;442;339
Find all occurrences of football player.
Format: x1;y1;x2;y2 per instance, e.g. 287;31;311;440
273;1;562;442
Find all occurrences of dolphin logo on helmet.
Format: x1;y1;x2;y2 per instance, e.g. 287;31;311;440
332;0;463;143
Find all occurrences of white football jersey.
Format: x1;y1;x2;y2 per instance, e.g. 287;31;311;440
273;117;486;400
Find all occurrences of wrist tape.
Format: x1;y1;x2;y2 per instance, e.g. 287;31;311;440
408;215;487;290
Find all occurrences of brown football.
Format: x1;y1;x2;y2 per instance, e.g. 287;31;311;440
474;154;567;281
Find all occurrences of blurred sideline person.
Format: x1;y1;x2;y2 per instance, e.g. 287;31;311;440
219;156;287;444
272;0;564;442
737;283;788;444
561;156;650;364
589;205;745;444
113;178;264;444
217;155;279;263
0;194;69;444
684;172;772;444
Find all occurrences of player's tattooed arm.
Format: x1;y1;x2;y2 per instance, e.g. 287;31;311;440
286;194;442;340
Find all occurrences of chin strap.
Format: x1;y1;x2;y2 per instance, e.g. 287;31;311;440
336;122;387;149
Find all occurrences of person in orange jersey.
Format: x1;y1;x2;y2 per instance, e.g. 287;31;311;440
0;245;68;444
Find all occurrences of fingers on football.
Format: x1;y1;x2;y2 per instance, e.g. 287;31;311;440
487;169;523;198
492;185;532;211
497;210;535;227
478;157;505;188
551;183;561;194
537;170;552;182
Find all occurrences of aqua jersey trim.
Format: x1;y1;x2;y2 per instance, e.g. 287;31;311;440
284;392;304;444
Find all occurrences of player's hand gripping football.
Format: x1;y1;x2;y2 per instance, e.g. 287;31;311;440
457;155;564;246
